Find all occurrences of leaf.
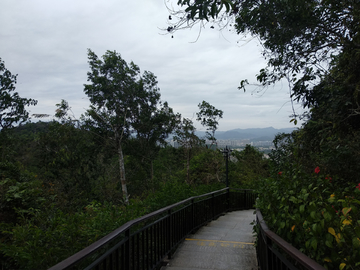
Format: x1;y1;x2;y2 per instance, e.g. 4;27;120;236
352;237;360;248
328;227;336;236
355;226;360;238
224;2;230;13
210;3;217;18
342;219;351;226
342;207;351;216
335;233;342;244
325;240;333;248
323;211;332;221
339;263;346;270
311;238;317;250
190;8;197;19
320;220;326;230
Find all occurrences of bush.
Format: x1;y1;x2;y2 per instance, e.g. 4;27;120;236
256;166;360;269
0;180;224;269
0;202;127;270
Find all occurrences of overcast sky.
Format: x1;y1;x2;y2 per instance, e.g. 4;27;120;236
1;0;304;131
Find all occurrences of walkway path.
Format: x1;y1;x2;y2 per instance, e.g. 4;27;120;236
161;210;258;270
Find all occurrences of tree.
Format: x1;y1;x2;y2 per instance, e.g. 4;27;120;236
166;3;360;268
174;117;203;183
0;58;37;129
83;49;139;204
54;99;78;125
166;0;360;117
129;71;181;187
83;49;179;204
167;0;360;182
230;144;269;188
196;100;223;147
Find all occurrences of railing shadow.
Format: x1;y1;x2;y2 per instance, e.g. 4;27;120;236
48;188;256;270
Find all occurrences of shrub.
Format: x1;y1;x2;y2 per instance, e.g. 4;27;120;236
256;166;360;269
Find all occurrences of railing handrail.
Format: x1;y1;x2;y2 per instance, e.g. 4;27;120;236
48;187;230;270
256;209;327;270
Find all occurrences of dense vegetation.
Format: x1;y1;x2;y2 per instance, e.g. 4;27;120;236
168;0;360;269
0;54;268;269
2;0;359;268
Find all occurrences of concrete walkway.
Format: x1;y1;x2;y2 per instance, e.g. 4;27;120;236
162;210;258;270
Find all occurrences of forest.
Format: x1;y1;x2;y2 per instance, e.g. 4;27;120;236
1;0;360;269
168;0;360;269
0;50;268;269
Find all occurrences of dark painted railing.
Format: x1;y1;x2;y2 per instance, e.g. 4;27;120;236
256;210;327;270
48;188;256;270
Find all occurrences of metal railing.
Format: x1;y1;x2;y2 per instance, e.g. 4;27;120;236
256;209;327;270
48;188;256;270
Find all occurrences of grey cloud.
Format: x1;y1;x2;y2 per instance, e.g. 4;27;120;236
0;0;304;131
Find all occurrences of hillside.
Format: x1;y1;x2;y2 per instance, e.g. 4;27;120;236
195;127;296;141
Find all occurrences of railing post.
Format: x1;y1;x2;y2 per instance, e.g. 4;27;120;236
266;234;272;270
191;198;195;231
125;228;130;269
243;190;247;209
212;193;215;219
48;187;244;270
167;209;172;259
226;188;230;211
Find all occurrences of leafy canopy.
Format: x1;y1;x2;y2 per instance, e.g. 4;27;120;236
83;49;180;204
167;0;360;113
196;100;223;145
83;49;179;143
0;58;37;129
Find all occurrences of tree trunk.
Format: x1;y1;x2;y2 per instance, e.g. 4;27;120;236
117;142;129;205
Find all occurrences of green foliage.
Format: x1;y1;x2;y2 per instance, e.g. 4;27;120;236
0;58;37;130
0;116;237;269
151;146;185;186
256;167;360;269
174;117;204;184
0;179;44;215
168;1;360;111
230;145;269;189
0;180;223;270
259;44;360;268
34;121;113;208
83;49;179;204
0;162;45;222
54;99;78;124
174;117;203;149
188;148;223;184
196;100;223;146
0;202;126;270
0;50;265;269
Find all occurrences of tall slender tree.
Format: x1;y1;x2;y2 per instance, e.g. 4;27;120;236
174;117;203;183
126;70;181;188
196;100;223;148
83;49;178;204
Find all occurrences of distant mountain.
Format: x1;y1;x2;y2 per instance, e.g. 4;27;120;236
195;127;296;141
